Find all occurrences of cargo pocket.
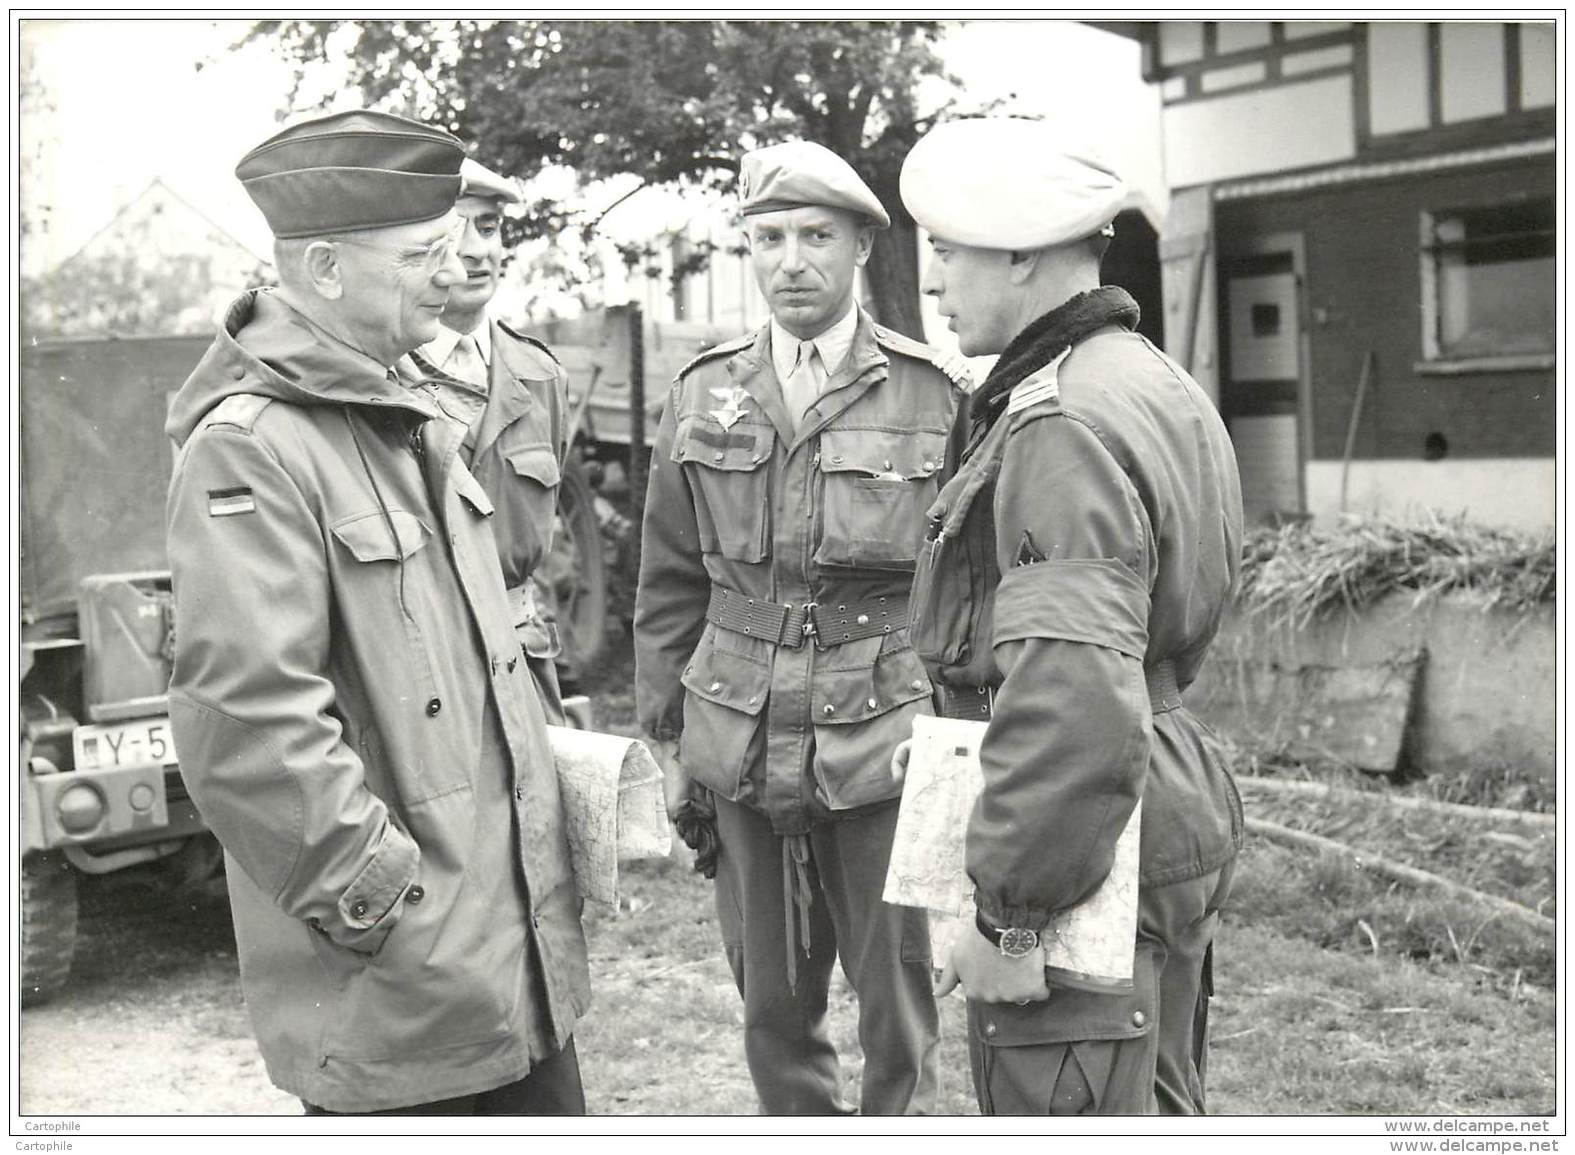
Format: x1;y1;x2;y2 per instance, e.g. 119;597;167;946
969;940;1162;1115
811;640;933;810
674;416;771;562
813;428;945;571
679;631;771;801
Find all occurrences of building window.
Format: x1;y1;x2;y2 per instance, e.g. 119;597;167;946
1420;198;1554;366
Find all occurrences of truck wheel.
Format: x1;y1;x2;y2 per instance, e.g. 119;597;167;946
21;852;77;1007
550;458;608;679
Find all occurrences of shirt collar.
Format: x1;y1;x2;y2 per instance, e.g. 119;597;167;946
420;314;491;370
770;299;860;382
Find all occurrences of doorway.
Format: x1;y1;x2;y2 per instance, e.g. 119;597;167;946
1218;233;1309;522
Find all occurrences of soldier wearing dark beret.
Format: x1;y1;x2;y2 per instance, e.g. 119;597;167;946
165;110;590;1115
634;139;971;1114
898;116;1245;1116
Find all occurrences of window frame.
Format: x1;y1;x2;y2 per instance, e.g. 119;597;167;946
1416;196;1556;375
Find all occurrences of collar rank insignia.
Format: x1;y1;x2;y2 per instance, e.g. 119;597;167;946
709;383;751;431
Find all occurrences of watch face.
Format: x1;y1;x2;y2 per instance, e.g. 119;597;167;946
999;926;1039;959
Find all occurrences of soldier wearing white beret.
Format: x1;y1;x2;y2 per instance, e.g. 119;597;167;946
634;138;968;1114
898;117;1245;1116
402;157;575;724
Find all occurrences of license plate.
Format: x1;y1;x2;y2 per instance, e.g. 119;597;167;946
72;716;178;771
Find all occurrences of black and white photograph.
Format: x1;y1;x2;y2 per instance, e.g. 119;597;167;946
11;12;1562;1140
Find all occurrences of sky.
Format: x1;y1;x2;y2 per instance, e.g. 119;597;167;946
17;18;1161;279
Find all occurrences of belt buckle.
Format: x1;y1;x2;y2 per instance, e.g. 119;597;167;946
801;602;821;650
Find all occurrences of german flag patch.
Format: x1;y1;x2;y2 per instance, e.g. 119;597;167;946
208;486;256;517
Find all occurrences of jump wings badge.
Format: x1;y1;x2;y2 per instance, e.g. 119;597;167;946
709;383;751;431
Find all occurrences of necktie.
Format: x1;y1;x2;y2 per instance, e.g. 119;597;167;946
447;333;488;389
781;339;826;428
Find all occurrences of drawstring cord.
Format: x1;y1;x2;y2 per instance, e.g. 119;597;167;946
782;833;814;993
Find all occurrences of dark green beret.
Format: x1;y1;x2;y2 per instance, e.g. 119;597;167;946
235;109;465;239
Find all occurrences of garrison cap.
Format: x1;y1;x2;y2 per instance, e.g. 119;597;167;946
235;109;465;239
739;140;890;229
901;118;1126;251
460;157;524;205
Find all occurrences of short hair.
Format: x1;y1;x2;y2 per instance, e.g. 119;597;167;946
272;233;351;289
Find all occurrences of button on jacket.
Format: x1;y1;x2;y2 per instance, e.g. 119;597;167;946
634;308;962;834
165;290;590;1113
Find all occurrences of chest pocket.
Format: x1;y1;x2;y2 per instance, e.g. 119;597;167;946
331;509;432;563
673;415;772;563
814;427;946;571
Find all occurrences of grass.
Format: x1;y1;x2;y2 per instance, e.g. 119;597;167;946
572;632;1554;1116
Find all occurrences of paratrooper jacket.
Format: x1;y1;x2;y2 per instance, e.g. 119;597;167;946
634;308;965;835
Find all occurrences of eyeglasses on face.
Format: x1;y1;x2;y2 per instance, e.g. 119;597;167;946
334;218;467;272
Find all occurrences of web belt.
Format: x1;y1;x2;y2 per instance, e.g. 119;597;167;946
705;585;907;650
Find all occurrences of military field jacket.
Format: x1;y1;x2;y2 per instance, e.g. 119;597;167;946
165;290;589;1111
911;323;1246;929
634;308;963;834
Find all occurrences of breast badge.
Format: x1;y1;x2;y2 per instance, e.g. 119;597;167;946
708;384;751;431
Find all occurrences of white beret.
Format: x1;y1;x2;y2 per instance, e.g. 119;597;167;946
900;118;1126;251
460;157;524;205
739;140;890;229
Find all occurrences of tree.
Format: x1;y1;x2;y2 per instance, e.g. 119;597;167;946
254;19;959;337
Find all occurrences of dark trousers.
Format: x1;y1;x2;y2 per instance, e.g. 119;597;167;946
967;862;1235;1115
302;1038;585;1116
712;795;939;1115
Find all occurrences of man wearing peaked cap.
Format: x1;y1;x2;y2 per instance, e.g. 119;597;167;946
898;116;1245;1116
401;157;577;725
165;109;591;1115
633;138;965;1114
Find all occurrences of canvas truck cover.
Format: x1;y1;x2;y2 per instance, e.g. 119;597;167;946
20;335;212;621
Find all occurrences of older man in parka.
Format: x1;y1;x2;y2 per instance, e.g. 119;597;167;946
165;111;590;1115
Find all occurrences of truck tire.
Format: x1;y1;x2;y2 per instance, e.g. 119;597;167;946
550;457;608;679
21;852;77;1007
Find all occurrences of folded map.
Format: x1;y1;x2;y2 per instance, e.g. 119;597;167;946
883;714;1140;991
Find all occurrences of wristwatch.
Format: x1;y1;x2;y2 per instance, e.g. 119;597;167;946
975;912;1040;959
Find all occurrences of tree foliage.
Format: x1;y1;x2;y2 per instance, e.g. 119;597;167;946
253;19;959;336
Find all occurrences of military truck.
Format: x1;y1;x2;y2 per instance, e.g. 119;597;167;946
17;307;724;1004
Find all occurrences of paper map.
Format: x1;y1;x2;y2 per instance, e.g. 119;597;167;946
883;714;1140;990
548;726;672;908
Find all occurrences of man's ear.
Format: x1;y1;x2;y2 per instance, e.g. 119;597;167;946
852;225;875;269
1007;247;1041;286
303;240;345;301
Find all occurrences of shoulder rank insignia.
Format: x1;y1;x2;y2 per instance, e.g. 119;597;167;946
496;321;561;363
676;333;754;382
1007;348;1072;417
708;383;751;431
873;323;975;393
928;349;976;394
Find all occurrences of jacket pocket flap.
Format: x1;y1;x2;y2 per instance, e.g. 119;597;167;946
682;643;771;716
504;443;562;487
331;510;432;563
818;428;946;480
674;416;769;472
453;468;496;517
813;645;932;725
978;942;1160;1047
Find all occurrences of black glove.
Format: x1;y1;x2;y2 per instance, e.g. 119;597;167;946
673;785;720;880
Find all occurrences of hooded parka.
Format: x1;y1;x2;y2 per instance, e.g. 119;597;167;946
165;290;590;1113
